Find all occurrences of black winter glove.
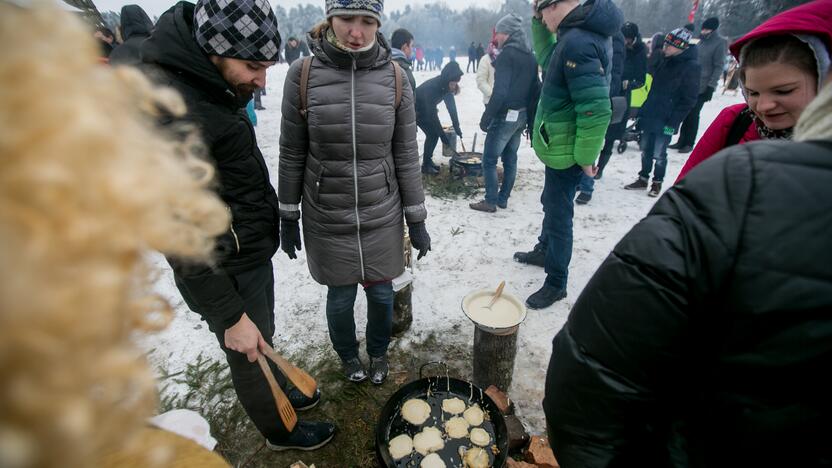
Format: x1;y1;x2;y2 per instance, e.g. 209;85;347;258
479;118;490;133
280;219;302;259
408;222;431;260
703;86;715;102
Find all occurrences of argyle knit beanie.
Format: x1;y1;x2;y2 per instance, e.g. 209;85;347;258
665;27;693;50
326;0;384;25
194;0;281;61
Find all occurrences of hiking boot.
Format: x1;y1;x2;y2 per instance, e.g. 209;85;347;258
341;357;367;383
668;142;683;150
648;182;662;198
369;355;389;386
575;192;592;205
526;285;567;310
624;178;648;190
421;165;439;176
266;421;336;452
469;200;497;213
677;145;693;154
513;246;545;268
288;388;321;411
497;201;507;209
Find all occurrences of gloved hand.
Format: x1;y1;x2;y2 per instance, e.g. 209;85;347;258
663;126;676;136
479;119;489;133
408;222;431;260
703;85;715;102
280;219;302;259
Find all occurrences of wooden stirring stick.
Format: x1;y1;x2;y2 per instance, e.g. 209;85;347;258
485;281;506;310
256;354;297;432
261;343;318;399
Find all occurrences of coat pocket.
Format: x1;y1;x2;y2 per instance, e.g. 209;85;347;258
538;121;551;146
381;159;393;195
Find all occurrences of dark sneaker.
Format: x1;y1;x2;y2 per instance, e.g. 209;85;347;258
369;355;389;385
513;247;545;268
341;357;367;383
593;170;603;180
526;285;567;310
624;178;648;190
648;182;662;198
677;146;693;154
266;421;336;452
575;192;592;205
288;388;321;411
668;142;682;150
497;202;507;209
469;200;497;213
421;165;439;175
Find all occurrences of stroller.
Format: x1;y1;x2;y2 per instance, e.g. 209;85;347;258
617;106;642;154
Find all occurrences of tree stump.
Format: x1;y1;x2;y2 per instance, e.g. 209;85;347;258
472;327;518;392
392;283;413;336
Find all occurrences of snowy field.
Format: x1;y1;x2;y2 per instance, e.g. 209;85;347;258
142;58;743;434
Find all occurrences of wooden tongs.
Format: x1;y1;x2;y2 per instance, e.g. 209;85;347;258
256;343;319;432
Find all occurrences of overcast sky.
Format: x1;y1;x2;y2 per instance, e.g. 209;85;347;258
95;0;496;18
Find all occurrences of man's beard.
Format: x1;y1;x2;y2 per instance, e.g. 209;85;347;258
236;84;257;101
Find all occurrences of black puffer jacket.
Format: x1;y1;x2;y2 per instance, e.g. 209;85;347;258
415;62;463;143
110;4;154;66
480;33;540;131
544;137;832;467
622;38;647;90
142;1;279;329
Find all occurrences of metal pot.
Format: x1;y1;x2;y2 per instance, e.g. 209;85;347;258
375;362;509;467
450;152;484;179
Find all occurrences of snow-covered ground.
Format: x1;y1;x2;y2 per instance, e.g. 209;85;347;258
142;58;743;434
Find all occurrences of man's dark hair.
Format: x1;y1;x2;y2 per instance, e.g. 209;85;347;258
391;28;414;50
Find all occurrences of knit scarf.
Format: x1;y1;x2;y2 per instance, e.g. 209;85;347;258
325;27;375;53
742;106;793;141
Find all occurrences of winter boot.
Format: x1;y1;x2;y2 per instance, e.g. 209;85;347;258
288;388;321;411
341;357;367;383
526;284;567;310
677;145;693;154
421;164;439;175
266;421;337;452
668;142;683;150
513;245;545;267
625;177;649;190
469;200;496;213
575;192;592;205
648;182;662;198
369;355;389;385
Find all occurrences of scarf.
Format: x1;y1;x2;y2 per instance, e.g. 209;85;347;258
325;27;375;53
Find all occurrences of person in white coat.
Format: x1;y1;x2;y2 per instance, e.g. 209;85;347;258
477;36;498;106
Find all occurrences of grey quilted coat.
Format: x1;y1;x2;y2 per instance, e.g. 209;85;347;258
278;27;427;287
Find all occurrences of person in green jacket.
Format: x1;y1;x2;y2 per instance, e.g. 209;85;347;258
522;0;622;310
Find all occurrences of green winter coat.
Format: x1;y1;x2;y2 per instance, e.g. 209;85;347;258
531;0;623;169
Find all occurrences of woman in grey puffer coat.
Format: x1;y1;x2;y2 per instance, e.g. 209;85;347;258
278;0;431;385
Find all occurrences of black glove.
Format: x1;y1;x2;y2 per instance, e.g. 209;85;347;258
280;219;302;259
479;119;489;133
703;86;715;102
408;222;431;260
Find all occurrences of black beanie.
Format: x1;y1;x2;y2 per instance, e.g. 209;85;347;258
702;17;720;31
622;22;640;40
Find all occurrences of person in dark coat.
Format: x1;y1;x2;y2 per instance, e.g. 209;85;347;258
543;76;832;468
647;31;664;74
593;21;647;181
415;61;464;174
141;0;336;451
109;4;154;66
476;42;485;68
283;36;309;65
625;28;700;197
467;41;478;72
470;13;540;213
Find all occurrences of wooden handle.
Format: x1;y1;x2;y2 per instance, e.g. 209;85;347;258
487;281;506;308
460;137;467;153
261;344;318;399
257;354;297;432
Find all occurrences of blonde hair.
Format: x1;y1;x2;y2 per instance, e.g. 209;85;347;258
0;2;229;467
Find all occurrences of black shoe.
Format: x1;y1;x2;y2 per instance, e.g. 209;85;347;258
266;421;336;452
513;247;545;268
497;202;507;209
624;178;648;190
593;170;603;180
288;388;321;411
668;142;682;150
341;357;367;383
421;165;439;175
575;192;592;205
648;182;662;198
677;145;693;154
526;285;567;310
469;200;497;213
369;355;389;385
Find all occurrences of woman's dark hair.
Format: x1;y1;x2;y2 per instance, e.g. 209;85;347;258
739;35;818;84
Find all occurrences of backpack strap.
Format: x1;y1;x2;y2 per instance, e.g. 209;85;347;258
298;56;313;120
391;60;403;109
725;105;755;148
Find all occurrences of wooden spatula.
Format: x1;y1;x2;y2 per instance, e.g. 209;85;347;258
257;354;297;432
485;281;506;310
261;343;318;399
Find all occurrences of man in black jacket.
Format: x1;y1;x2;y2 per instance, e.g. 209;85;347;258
109;4;154;66
544;76;832;468
283;36;309;66
141;0;335;451
470;13;540;213
415;61;464;175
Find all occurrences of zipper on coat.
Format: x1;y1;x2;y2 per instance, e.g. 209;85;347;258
351;57;366;281
226;206;241;254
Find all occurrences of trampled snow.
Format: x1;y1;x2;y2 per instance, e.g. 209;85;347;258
141;58;743;435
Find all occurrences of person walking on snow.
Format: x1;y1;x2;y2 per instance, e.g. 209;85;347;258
278;0;431;386
141;0;337;451
469;13;540;213
624;28;700;197
520;0;622;310
415;61;464;175
670;17;727;153
467;41;478;73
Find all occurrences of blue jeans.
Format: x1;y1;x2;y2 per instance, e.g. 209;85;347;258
543;165;584;290
482;111;526;206
326;282;394;361
577;173;594;195
638;131;671;182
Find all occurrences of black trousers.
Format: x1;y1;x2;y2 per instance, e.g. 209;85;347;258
417;120;442;166
175;261;290;441
677;90;711;147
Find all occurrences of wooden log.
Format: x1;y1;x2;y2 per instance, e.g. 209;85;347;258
392;283;413;336
472;326;518;392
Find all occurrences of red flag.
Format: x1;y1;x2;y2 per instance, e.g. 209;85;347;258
688;0;700;23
